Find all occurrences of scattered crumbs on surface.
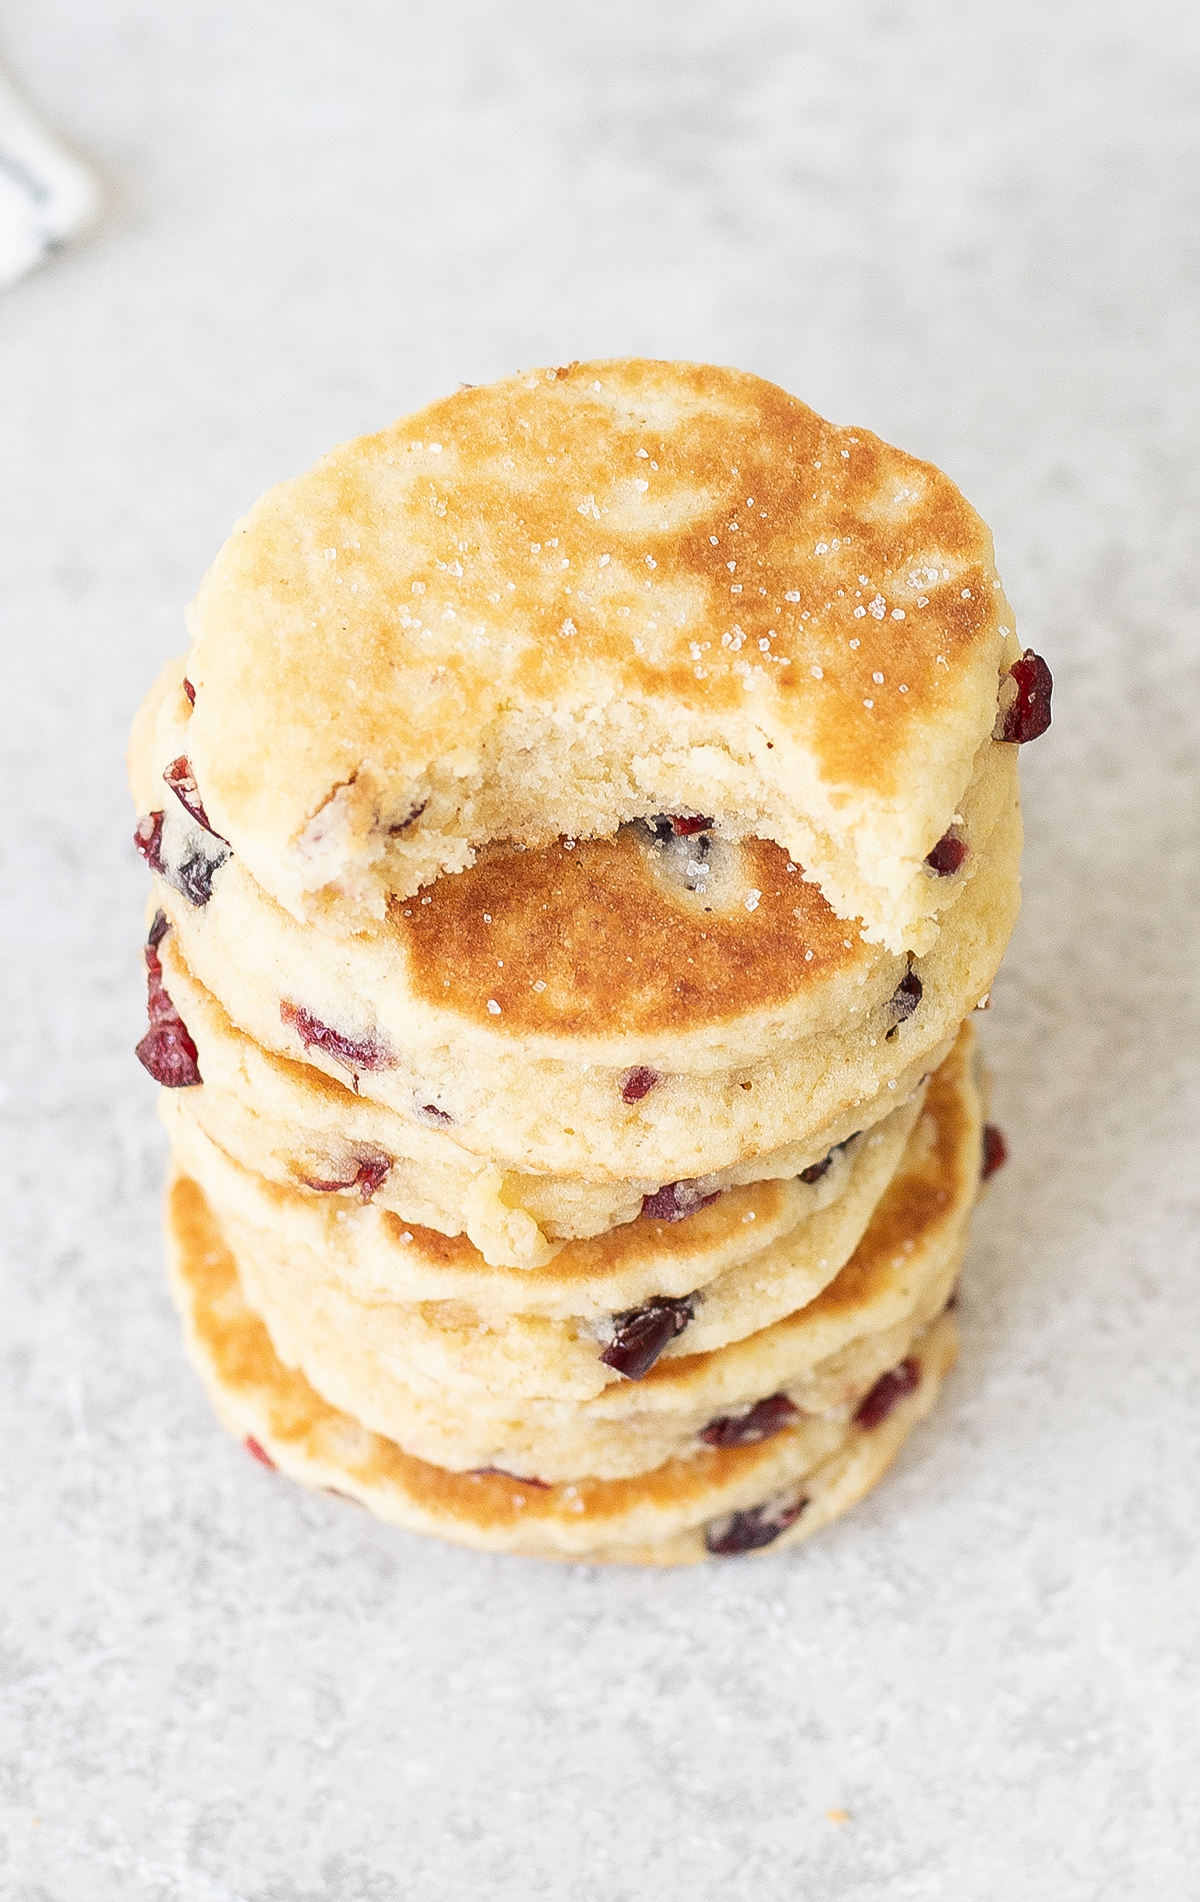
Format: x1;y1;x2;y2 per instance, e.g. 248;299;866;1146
826;1808;851;1825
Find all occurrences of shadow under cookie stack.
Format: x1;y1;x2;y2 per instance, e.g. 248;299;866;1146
129;360;1050;1564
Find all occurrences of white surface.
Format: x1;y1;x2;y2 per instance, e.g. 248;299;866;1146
2;2;1199;1896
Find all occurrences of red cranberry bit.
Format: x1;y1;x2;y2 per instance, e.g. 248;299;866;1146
600;1295;698;1380
136;931;202;1087
700;1394;798;1449
641;1179;720;1223
174;845;227;908
163;755;226;841
245;1436;276;1469
280;1001;392;1081
998;649;1053;744
647;813;715;841
981;1123;1008;1181
387;799;428;836
799;1133;860;1185
133;811;166;875
303;1154;392;1201
621;1066;660;1105
182;677;196;706
885;969;923;1039
414;1099;454;1127
704;1492;808;1556
854;1357;921;1430
353;1154;392;1199
925;831;968;877
147;907;170;951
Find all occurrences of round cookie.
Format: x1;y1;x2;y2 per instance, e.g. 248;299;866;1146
149;359;1022;955
166;1158;960;1563
162;1071;925;1365
140;772;1017;1181
164;1028;979;1480
157;935;938;1267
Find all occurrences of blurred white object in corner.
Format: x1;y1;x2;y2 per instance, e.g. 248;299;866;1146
0;63;98;288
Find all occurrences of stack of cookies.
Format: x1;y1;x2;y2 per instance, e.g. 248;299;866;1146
129;360;1049;1563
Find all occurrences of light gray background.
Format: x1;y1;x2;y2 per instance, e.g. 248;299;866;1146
3;2;1199;1896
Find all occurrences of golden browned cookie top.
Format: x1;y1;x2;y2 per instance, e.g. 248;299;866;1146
396;825;862;1036
166;359;1020;950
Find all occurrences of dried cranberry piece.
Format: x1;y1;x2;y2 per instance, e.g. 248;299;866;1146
998;649;1053;744
704;1492;808;1556
854;1358;920;1430
621;1066;660;1104
147;907;170;951
646;813;715;841
280;1001;392;1081
413;1100;453;1127
140;801;229;909
303;1154;392;1202
641;1180;720;1223
925;832;968;877
799;1133;858;1185
981;1123;1008;1181
700;1394;799;1449
245;1436;275;1468
136;929;202;1087
133;811;166;875
387;799;428;836
600;1295;697;1380
885;969;923;1038
182;677;196;706
163;755;227;841
173;846;227;908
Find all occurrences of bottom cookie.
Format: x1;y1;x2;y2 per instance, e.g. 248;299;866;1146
166;1168;959;1566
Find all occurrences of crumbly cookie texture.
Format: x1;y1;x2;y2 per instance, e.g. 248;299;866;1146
146;359;1021;952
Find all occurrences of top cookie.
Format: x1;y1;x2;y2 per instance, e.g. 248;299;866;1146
171;359;1020;951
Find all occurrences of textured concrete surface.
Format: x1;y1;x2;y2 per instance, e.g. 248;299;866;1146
2;2;1199;1896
